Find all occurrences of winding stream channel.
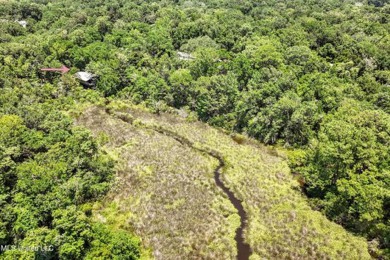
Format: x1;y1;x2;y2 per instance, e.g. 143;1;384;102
106;106;252;259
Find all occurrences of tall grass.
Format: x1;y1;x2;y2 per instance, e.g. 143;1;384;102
76;101;371;259
77;106;236;259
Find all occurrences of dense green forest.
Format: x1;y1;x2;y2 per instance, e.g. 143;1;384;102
0;0;389;258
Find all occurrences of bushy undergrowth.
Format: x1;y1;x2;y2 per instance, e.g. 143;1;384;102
0;84;140;259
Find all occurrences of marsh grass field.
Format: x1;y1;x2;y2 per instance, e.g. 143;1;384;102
74;99;371;260
77;105;237;259
1;0;388;258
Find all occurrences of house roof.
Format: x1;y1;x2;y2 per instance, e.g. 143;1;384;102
177;51;195;60
75;72;94;82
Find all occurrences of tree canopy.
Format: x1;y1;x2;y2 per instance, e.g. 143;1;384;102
0;0;389;257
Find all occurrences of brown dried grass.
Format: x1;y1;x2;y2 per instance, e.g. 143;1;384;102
76;101;370;260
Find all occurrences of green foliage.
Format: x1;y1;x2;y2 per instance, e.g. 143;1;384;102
0;106;121;256
1;0;389;257
180;36;219;53
85;223;140;260
292;101;390;251
192;73;239;127
0;54;137;258
169;69;193;107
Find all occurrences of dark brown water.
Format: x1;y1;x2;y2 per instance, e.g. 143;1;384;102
147;127;252;260
107;107;252;259
214;159;252;260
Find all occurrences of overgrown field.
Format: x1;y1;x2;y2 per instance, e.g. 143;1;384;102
76;100;371;259
76;106;237;259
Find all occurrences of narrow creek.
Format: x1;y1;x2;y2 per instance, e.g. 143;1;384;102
214;159;252;260
106;106;252;259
